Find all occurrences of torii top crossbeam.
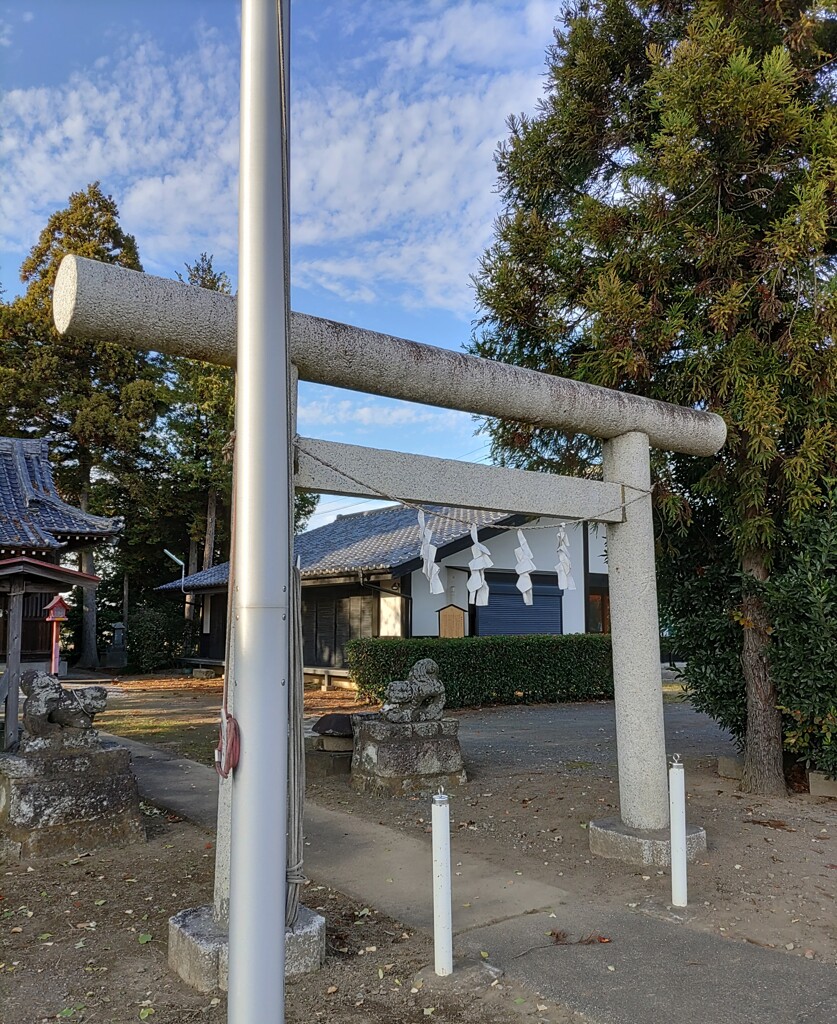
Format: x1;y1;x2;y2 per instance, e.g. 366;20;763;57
54;255;725;458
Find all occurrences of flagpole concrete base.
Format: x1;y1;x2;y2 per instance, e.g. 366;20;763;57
588;817;707;867
168;903;325;993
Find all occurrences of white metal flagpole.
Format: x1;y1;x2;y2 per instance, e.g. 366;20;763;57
228;0;292;1021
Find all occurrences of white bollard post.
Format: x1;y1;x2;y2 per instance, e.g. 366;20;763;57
669;755;687;907
432;791;453;977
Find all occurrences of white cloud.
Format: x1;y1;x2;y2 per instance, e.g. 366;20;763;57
0;19;12;46
0;26;239;278
1;2;553;317
298;393;471;434
383;0;554;72
289;2;552;314
22;12;34;24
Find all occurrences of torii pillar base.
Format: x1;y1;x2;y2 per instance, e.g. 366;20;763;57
588;818;707;867
168;904;325;993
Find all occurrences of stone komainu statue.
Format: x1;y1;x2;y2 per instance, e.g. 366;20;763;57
381;658;445;724
20;670;108;745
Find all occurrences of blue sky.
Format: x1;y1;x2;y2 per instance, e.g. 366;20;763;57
0;1;558;527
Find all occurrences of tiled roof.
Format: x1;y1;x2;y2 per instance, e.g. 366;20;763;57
0;437;121;553
298;504;511;577
159;504;515;592
157;561;230;592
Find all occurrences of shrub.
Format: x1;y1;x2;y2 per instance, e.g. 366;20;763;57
127;606;187;673
661;558;748;748
662;498;837;778
768;507;837;779
346;634;613;709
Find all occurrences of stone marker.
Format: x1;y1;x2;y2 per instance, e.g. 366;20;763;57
352;660;467;796
0;671;143;862
807;771;837;799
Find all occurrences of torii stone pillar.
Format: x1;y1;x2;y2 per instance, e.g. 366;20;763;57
53;256;725;872
602;431;668;830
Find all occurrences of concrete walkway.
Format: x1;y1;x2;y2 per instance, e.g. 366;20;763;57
107;734;837;1024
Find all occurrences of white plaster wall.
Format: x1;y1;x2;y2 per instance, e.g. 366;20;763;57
588;524;608;574
410;565;465;637
379;592;403;637
410;519;598;637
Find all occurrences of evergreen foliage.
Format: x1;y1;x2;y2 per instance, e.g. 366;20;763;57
169;254;236;570
0;194;317;667
664;497;837;778
473;1;837;793
0;183;165;667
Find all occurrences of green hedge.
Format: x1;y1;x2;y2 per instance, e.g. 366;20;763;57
346;634;613;708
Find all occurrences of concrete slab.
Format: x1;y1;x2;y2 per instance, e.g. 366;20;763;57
303;801;571;933
99;733;218;828
457;908;837;1024
717;755;744;780
808;771;837;799
455;702;737;777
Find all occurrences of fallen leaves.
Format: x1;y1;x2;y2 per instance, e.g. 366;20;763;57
138;933;153;945
549;929;611;946
512;928;613;959
750;819;796;832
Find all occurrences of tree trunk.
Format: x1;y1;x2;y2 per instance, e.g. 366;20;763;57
76;465;99;670
123;572;129;626
185;539;199;621
203;487;217;570
76;547;99;670
740;550;786;796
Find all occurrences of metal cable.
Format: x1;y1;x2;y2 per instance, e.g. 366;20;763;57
278;4;306;929
285;561;306;926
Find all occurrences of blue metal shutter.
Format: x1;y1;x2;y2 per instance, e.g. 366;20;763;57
475;572;563;636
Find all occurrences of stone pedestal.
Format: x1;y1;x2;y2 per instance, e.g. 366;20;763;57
351;714;467;796
304;735;352;778
168;904;326;992
588;817;707;867
0;742;144;863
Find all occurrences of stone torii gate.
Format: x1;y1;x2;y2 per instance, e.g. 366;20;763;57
52;3;724;1018
54;252;725;844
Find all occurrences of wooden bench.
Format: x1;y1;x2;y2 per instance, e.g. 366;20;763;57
303;668;356;692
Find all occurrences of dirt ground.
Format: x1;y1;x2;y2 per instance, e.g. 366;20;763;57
308;752;837;966
76;673;837;1008
1;809;585;1023
95;674;373;768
